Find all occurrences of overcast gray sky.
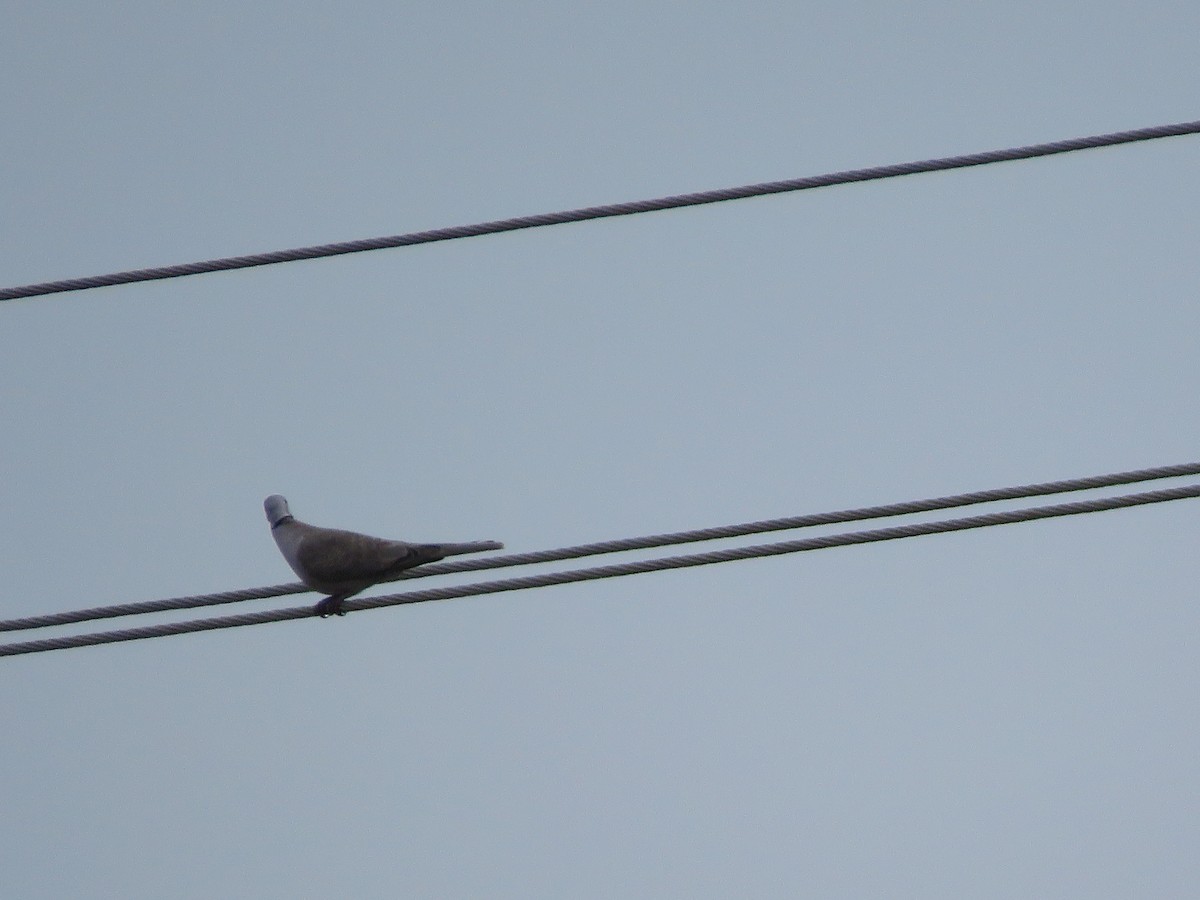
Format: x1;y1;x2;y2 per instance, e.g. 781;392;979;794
2;2;1198;897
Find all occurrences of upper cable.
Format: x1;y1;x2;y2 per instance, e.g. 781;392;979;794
2;119;1197;302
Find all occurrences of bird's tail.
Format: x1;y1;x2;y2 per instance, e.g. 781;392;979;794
424;540;504;558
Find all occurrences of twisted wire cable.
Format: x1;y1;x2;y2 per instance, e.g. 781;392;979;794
3;482;1197;657
3;119;1197;302
3;461;1198;633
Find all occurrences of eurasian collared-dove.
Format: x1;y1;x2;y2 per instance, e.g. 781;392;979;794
264;495;503;617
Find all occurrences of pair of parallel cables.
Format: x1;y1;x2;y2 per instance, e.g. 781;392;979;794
3;462;1198;656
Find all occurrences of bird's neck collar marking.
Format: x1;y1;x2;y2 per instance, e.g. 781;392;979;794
271;515;295;530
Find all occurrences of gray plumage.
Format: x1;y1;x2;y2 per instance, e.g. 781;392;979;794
264;495;503;617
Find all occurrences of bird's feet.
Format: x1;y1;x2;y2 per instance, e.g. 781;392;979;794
315;595;347;618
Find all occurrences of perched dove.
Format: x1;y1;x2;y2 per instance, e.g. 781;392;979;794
264;495;503;617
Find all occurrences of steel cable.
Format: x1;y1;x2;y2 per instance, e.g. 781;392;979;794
3;461;1199;633
3;119;1198;302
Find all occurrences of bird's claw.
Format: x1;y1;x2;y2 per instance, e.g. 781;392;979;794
315;596;347;618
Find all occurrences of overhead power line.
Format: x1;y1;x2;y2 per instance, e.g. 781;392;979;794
3;482;1198;657
3;460;1198;633
2;118;1198;303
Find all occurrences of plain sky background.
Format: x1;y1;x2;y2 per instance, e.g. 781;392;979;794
2;3;1198;897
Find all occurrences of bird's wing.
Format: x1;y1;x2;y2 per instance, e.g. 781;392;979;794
295;527;416;585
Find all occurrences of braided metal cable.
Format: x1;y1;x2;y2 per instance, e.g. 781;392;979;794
3;482;1197;657
0;583;312;632
3;119;1197;302
2;460;1198;633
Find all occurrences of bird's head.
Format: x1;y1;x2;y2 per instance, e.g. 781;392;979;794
264;495;294;527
